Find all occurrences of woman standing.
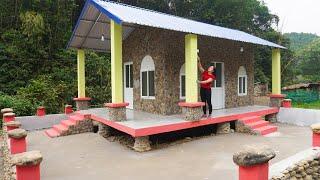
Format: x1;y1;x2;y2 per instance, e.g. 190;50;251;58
197;56;216;117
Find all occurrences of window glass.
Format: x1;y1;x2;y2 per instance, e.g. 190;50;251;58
242;77;246;93
129;64;133;88
125;65;129;88
181;75;185;97
215;63;222;87
142;71;148;96
239;77;243;94
148;71;155;96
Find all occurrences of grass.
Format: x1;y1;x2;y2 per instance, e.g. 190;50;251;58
292;100;320;109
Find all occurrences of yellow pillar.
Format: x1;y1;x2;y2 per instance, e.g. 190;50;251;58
77;49;86;98
185;34;198;103
110;20;123;103
272;48;281;95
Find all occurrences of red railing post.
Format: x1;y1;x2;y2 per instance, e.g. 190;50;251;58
311;123;320;147
8;128;27;154
12;151;43;180
36;106;46;116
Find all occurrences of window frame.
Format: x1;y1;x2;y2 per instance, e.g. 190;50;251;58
124;62;133;89
140;55;155;99
238;66;248;96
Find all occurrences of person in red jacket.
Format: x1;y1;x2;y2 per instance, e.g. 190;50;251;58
197;56;216;117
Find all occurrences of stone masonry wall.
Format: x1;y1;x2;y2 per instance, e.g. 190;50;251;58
123;26;254;115
271;155;320;180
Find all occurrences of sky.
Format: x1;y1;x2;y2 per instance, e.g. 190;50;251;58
262;0;320;35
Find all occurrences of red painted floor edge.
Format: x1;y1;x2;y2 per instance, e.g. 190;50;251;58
90;115;137;137
134;108;279;137
82;107;279;137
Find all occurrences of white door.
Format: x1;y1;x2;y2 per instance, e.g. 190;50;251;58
124;62;133;109
211;62;225;109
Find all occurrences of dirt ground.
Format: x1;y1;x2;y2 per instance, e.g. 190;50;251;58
21;123;311;180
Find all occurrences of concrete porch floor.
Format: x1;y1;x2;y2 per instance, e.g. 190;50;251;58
27;123;311;180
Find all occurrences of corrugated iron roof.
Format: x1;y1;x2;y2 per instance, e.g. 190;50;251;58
67;0;286;51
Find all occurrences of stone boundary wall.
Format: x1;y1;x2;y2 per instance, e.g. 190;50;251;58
270;148;320;180
1;127;16;180
278;108;320;126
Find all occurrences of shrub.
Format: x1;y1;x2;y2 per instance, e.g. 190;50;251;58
0;92;37;116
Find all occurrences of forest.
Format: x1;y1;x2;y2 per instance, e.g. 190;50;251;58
0;0;319;116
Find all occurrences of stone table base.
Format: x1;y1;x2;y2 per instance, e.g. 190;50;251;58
217;122;231;134
104;102;129;122
269;94;285;108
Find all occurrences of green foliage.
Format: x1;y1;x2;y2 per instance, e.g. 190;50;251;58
284;32;319;52
292;100;320;110
0;92;37;116
283;89;319;103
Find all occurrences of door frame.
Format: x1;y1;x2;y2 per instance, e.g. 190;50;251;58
124;62;133;109
211;61;225;109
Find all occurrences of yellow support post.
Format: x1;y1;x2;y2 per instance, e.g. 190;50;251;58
185;34;198;103
77;49;86;98
272;48;281;95
110;20;123;103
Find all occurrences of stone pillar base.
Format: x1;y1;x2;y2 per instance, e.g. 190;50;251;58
73;97;91;110
311;123;320;147
217;122;231;134
104;102;129;122
178;102;205;121
269;94;285;108
133;136;151;152
98;123;113;138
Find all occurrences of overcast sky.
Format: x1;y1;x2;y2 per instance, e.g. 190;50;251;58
262;0;320;35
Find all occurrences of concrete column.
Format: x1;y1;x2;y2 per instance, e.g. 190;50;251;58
185;34;198;103
12;151;43;180
110;20;123;103
233;146;276;180
77;49;86;98
272;49;281;95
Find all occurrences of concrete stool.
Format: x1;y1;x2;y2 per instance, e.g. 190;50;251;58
233;145;276;180
3;112;15;123
12;150;43;180
36;106;46;116
282;99;292;108
8;128;27;154
65;104;73;114
5;121;22;131
311;123;320;147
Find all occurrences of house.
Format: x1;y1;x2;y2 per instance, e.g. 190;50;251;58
68;0;285;115
52;0;287;149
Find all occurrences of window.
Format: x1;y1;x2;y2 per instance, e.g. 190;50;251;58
238;66;247;96
180;64;186;99
140;55;155;98
125;63;133;88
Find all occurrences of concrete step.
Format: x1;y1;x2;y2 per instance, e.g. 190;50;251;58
239;116;261;124
254;125;278;135
246;120;269;129
61;120;76;127
69;115;85;123
45;129;60;138
53;124;68;133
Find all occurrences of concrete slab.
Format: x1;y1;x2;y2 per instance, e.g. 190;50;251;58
278;107;320;126
16;114;69;131
27;123;311;180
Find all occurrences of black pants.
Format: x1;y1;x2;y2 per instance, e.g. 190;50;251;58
200;87;212;115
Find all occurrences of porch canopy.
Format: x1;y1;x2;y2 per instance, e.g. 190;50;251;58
67;0;285;51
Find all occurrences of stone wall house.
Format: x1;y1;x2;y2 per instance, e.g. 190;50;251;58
123;26;254;115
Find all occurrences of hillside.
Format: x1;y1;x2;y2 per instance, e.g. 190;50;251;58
284;32;319;51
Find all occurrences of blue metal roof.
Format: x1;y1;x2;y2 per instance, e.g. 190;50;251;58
68;0;285;51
